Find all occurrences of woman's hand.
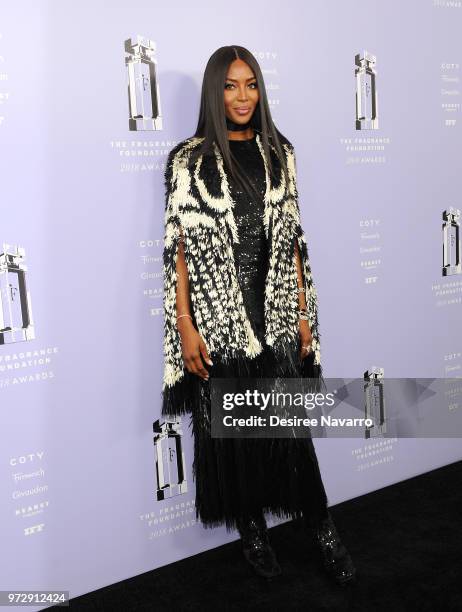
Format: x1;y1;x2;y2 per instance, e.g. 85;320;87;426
299;318;313;361
177;317;213;381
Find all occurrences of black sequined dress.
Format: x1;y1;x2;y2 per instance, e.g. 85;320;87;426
190;133;329;531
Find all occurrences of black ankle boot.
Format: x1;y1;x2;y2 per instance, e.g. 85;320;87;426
313;512;357;585
236;513;282;579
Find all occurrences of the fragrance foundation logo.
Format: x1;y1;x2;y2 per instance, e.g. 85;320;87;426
153;418;188;501
341;50;390;164
0;243;54;390
110;138;176;173
355;51;379;130
351;438;397;472
432;207;462;305
0;243;35;345
442;207;462;276
125;35;162;131
110;35;171;172
139;500;197;541
364;367;386;439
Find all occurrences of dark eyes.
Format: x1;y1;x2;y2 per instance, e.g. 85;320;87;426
224;82;258;90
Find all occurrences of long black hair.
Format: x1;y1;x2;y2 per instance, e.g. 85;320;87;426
191;45;291;203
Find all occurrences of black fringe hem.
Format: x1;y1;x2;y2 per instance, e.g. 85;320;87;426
161;332;326;420
191;433;330;534
161;370;203;420
160;335;331;533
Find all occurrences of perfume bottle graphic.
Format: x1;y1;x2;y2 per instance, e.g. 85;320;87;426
442;207;462;276
355;51;379;130
0;243;35;345
125;35;163;131
364;367;386;438
153;418;188;501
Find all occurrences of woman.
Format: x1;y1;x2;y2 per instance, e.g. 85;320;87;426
161;45;356;585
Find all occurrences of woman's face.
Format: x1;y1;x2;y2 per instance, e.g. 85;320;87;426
224;59;259;125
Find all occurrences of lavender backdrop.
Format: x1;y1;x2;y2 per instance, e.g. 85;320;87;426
1;0;461;607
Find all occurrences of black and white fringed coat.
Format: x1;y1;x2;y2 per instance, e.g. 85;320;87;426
161;132;325;419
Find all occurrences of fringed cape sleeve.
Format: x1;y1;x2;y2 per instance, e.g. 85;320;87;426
161;143;202;419
285;143;326;390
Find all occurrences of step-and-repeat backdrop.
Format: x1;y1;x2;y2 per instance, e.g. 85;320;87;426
1;0;461;607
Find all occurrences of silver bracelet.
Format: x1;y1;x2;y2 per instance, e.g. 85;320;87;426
176;314;192;321
296;287;305;293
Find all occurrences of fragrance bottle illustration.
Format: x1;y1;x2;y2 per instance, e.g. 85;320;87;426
125;35;163;131
153;418;188;501
364;367;386;438
442;207;462;276
355;51;379;130
0;243;35;345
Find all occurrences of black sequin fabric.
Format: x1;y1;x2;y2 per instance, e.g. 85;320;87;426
228;134;268;342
